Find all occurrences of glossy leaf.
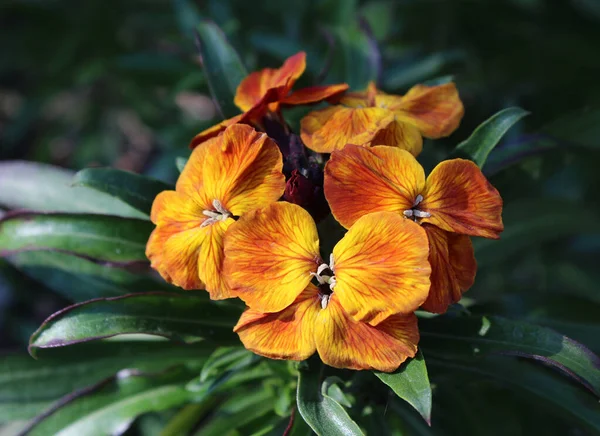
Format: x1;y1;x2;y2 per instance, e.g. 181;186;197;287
29;292;242;354
0;212;152;262
0;341;210;422
0;161;146;219
195;21;247;118
374;351;432;424
200;346;256;382
296;359;364;436
452;107;529;168
72;168;171;217
420;314;600;397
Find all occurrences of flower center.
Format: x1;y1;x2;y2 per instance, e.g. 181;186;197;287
201;199;232;227
403;194;431;222
311;254;336;309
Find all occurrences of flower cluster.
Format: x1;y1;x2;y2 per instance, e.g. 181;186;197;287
147;52;503;372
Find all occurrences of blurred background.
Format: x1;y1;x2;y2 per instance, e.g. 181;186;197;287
1;0;600;433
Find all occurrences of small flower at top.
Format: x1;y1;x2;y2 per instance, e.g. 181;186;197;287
146;124;285;299
300;81;464;155
191;52;349;148
324;144;503;313
223;201;431;371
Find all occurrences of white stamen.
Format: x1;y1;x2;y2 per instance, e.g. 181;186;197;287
413;210;431;218
321;294;330;309
403;209;414;217
329;253;335;272
413;194;424;206
201;199;231;227
316;263;329;277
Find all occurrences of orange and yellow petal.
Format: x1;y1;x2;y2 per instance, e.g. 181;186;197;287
324;145;425;229
146;225;206;290
149;190;206;229
189;113;244;149
234;52;306;112
421;225;476;314
393;83;464;138
339;81;377;108
234;285;320;361
200;124;285;217
332;212;431;324
300;106;394;153
315;296;419;372
370;118;423;156
197;218;235;300
280;83;349;106
420;159;504;239
223;202;320;313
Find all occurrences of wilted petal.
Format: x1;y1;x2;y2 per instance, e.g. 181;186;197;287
315;295;419;372
421;225;476;313
332;212;431;324
234;285;319;361
392;83;464;138
324;145;425;229
223;202;320;313
421;159;504;239
300;106;394;153
280;83;349;106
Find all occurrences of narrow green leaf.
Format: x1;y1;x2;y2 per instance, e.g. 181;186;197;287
420;315;600;397
0;213;152;262
195;21;247;118
0;341;210;422
72;168;171;217
29;292;242;354
452;107;529;168
0;161;145;218
200;347;256;382
374;351;432;424
296;359;364;436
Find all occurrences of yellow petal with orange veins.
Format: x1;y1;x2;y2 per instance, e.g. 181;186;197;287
201;124;285;217
300;106;395;153
146;225;207;290
175;140;212;200
332;212;431;324
234;52;306;112
339;81;377;108
315;295;419;372
189;113;244;149
280;83;349;106
234;285;320;361
421;225;476;314
197;218;235;299
149;191;205;229
371;118;423;156
420;159;504;239
324;145;425;229
392;83;464;138
223;202;320;313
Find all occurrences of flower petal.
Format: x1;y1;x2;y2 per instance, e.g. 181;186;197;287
420;159;504;238
234;52;306;112
392;83;464;138
223;202;320;313
189;113;244;149
371;118;423;156
201;124;285;217
324;145;425;229
300;106;395;153
234;285;319;361
280;83;349;106
315;295;419;372
421;225;476;313
332;212;431;324
198;218;235;299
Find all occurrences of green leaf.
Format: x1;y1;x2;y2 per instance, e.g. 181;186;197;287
6;251;170;302
72;168;171;217
296;359;364;436
175;156;189;173
29;292;242;354
0;161;146;219
0;212;152;262
200;346;257;382
195;21;247;118
420;315;600;397
452;107;529;168
0;341;210;422
374;351;432;424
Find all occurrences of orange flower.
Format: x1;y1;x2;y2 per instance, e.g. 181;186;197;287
146;124;285;299
324;144;503;313
191;52;348;148
223;202;431;325
234;284;419;372
300;81;464;155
